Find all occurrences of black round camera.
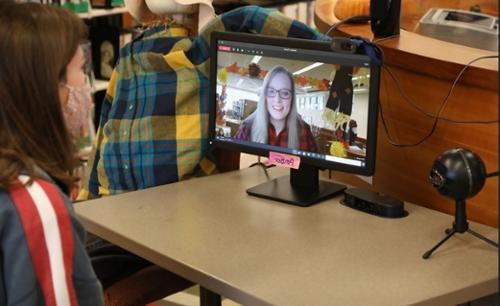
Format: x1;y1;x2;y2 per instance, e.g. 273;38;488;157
429;148;486;200
330;37;359;54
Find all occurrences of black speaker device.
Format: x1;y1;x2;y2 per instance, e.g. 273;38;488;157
370;0;401;37
341;188;407;218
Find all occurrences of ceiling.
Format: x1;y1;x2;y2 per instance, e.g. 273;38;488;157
217;52;370;94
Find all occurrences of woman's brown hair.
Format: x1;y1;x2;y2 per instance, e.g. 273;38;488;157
0;2;87;191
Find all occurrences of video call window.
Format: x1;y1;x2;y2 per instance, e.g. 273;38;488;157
214;41;372;168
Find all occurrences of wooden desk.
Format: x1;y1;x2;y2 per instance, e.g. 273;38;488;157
75;166;498;306
314;0;498;227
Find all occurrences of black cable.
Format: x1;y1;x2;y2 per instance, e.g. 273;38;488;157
323;15;370;38
377;55;499;147
249;157;274;180
378;92;416;147
372;34;400;44
382;56;499;124
377;63;425;147
486;171;499;178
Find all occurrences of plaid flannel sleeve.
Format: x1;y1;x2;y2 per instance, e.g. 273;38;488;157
77;6;325;201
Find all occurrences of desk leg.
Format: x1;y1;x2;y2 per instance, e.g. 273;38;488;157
200;286;221;306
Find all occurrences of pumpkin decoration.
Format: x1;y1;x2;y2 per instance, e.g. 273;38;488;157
226;62;239;73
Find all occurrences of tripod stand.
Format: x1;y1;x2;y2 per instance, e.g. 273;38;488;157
423;199;498;259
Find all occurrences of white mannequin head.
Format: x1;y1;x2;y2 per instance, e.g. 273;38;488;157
145;0;198;15
124;0;215;32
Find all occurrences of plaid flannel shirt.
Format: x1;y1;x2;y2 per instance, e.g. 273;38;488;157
78;5;325;199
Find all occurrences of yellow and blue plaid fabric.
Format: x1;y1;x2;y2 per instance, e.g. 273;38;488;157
78;5;325;199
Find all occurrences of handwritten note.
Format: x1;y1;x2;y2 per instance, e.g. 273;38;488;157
268;152;301;169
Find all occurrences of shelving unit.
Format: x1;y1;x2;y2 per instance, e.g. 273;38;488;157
78;7;127;94
77;6;128;19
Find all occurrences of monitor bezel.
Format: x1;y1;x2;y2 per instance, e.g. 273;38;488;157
209;31;380;176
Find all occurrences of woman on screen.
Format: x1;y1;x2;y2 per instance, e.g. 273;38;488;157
234;65;317;152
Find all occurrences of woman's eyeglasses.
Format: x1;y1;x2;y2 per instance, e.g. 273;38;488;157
266;87;292;99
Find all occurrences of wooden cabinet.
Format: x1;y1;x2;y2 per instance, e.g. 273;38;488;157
315;0;498;227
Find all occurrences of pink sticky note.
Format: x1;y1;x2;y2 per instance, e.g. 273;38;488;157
268;151;301;169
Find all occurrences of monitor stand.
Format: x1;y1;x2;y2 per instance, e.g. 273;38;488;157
246;164;346;207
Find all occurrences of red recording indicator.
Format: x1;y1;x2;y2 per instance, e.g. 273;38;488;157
218;45;231;52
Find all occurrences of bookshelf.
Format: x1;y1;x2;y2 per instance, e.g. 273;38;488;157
79;6;130;94
77;6;130;126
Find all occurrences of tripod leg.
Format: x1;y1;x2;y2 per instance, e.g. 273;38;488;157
467;229;499;248
423;228;456;259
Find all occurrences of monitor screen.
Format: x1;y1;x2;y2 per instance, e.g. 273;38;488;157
209;32;380;206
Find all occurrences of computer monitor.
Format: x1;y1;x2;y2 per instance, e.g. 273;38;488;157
209;32;380;207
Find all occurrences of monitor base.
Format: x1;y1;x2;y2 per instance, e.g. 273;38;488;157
247;175;346;207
